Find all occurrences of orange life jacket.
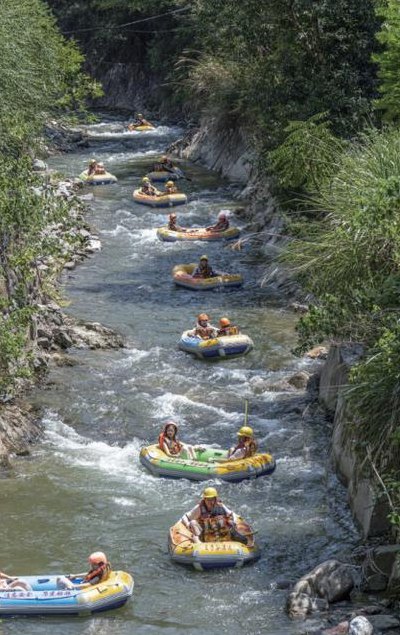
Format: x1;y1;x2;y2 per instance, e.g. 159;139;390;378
84;562;111;584
158;432;183;455
199;500;232;542
194;325;215;340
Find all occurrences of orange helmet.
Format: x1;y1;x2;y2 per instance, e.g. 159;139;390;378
219;317;230;327
198;313;209;322
88;551;107;565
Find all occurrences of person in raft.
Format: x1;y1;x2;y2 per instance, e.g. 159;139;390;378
206;210;230;232
181;487;248;544
128;113;152;130
94;162;107;175
227;426;258;460
192;255;217;279
158;421;199;460
0;571;32;592
154;155;175;172
189;313;218;339
163;180;178;195
217;317;239;336
57;552;111;589
140;176;158;196
87;158;97;176
168;213;186;232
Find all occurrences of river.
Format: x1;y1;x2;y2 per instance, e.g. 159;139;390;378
1;119;358;635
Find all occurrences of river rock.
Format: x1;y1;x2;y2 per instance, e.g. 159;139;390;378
53;328;73;350
86;238;101;252
287;560;355;618
287;371;311;390
323;622;349;635
33;158;48;171
306;346;329;360
369;614;400;631
67;320;124;350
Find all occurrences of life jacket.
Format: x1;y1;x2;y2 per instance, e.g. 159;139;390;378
84;562;111;584
141;184;155;196
211;219;229;232
218;325;239;337
194;324;215;340
199;500;232;542
193;264;214;279
231;437;257;458
158;431;183;455
168;219;177;231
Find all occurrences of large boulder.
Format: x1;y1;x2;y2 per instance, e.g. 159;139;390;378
287;560;355;619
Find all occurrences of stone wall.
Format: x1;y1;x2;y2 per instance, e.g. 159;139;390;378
319;344;391;539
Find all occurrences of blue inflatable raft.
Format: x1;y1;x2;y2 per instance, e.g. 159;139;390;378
178;330;253;360
0;571;133;617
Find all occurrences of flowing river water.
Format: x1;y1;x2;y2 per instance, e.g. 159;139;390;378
1;120;359;635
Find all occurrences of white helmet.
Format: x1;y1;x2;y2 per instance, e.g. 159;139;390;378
218;209;230;219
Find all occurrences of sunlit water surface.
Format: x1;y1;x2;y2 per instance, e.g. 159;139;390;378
1;119;358;635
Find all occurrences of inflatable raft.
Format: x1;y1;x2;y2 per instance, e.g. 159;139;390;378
79;170;117;186
169;520;259;570
140;445;275;482
179;330;253;360
172;264;243;290
133;189;187;208
128;124;155;132
0;571;133;617
146;167;184;182
157;226;240;242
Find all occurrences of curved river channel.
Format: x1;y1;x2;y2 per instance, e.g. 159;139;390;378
1;120;359;635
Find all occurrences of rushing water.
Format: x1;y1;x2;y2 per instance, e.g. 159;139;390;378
1;120;359;635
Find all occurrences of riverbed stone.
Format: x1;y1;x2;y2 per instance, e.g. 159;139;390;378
53;329;73;350
287;370;311;390
33;158;48;171
369;614;400;631
287;560;356;618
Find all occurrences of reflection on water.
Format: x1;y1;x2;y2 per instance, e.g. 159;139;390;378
1;118;358;635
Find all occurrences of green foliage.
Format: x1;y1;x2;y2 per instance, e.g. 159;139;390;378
282;127;400;531
373;0;400;122
269;114;347;191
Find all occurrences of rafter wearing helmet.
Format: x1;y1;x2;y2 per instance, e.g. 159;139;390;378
206;210;230;232
217;316;239;337
228;426;258;460
192;254;216;279
181;488;247;544
190;312;217;340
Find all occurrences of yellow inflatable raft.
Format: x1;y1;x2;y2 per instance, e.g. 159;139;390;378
169;519;259;570
79;170;117;186
172;263;243;290
157;226;240;242
127;124;155;132
133;189;187;208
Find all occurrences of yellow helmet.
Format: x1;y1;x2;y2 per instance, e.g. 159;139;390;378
238;426;254;438
200;255;208;261
89;159;96;165
166;180;174;187
137;113;143;118
161;155;168;161
142;176;150;183
203;487;218;499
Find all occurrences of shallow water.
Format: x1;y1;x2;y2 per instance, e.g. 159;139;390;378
1;119;358;635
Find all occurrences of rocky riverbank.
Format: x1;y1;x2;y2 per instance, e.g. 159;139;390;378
0;165;124;467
